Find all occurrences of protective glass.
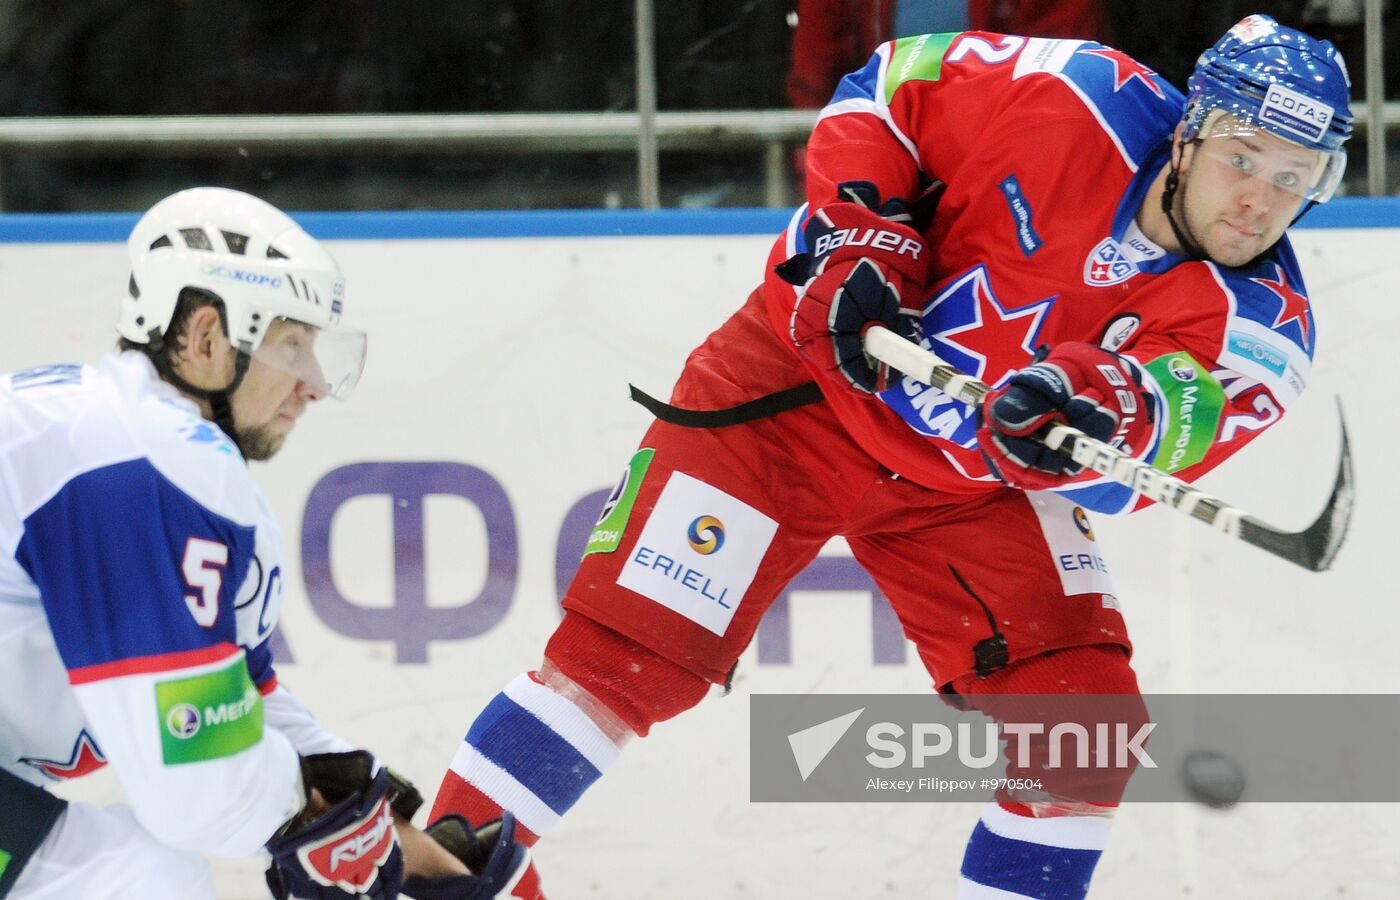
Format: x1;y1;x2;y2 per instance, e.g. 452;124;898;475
250;318;367;400
1195;113;1347;202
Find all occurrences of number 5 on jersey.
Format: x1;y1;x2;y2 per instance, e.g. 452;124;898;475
182;537;229;627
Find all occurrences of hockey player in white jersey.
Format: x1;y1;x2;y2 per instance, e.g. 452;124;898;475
0;188;526;900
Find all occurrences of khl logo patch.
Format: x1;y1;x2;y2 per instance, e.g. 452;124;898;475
1084;238;1139;286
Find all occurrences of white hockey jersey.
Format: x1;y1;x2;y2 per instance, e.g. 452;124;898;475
0;352;345;857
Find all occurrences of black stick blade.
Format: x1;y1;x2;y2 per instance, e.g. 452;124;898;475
1239;402;1353;572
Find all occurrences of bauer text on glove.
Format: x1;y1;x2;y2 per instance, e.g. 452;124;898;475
780;180;930;394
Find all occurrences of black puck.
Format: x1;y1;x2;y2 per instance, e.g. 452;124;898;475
1181;749;1246;808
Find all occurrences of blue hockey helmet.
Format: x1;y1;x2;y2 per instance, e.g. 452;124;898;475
1183;14;1353;201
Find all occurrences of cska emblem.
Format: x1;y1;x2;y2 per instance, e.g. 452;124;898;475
1084;238;1139;287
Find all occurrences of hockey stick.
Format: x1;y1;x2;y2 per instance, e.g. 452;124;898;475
862;325;1354;572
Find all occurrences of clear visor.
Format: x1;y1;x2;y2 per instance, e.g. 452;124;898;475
1195;114;1347;202
249;318;367;401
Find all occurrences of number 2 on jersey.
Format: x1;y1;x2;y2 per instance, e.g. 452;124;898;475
946;34;1025;65
182;538;229;627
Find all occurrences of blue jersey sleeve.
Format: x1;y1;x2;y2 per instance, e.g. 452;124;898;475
245;636;278;691
15;458;256;679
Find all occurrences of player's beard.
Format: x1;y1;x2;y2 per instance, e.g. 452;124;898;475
1175;164;1282;268
237;423;287;461
1170;170;1212;261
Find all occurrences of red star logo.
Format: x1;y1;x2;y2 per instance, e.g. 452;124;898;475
1252;265;1311;348
22;729;108;780
936;272;1054;386
1080;46;1165;100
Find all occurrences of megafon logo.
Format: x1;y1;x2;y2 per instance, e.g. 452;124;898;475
1167;357;1198;382
597;468;631;526
166;703;201;739
788;708;865;781
686;515;725;555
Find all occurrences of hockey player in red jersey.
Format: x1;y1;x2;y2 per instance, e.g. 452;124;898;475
431;14;1352;898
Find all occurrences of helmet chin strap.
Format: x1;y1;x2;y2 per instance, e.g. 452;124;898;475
149;346;253;456
1290;199;1319;227
1161;139;1210;261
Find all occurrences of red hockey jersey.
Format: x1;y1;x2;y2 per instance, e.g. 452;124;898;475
764;32;1316;513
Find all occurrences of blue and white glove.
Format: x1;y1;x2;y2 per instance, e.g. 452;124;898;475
978;342;1155;490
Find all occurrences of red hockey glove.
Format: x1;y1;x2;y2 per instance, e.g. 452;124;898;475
978;342;1155;490
778;181;929;394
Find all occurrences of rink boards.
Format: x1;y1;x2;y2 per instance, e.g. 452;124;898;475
2;202;1397;899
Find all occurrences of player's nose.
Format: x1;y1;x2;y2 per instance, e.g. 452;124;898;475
1236;177;1273;215
295;355;328;402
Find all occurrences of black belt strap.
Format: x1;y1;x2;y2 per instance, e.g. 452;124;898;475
0;767;68;898
628;381;824;428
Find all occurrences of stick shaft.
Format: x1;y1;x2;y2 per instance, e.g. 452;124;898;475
861;325;1351;571
862;325;1240;533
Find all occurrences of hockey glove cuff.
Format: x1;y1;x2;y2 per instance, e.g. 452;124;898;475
265;751;404;900
780;181;929;395
401;813;530;900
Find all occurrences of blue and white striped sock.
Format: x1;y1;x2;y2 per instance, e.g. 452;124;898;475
957;802;1112;899
444;672;622;838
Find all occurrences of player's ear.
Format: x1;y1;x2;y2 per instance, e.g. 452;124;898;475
185;305;225;362
179;305;236;386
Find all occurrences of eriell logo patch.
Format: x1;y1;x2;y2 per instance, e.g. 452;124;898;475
616;472;777;636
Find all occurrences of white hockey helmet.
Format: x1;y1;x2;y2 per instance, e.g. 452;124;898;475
118;187;365;399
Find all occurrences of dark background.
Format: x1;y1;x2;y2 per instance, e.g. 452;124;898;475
0;1;1387;211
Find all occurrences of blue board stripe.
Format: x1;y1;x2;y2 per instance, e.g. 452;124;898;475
1296;196;1400;228
0;208;794;243
0;198;1393;243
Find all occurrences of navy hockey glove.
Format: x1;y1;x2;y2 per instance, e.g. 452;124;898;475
401;814;530;900
978;342;1155;491
780;181;929;394
266;751;404;900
